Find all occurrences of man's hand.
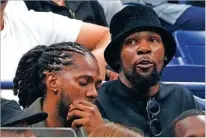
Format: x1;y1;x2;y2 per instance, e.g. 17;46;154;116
67;100;104;134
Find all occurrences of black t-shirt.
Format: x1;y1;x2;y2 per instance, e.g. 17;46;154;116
95;79;200;137
24;1;108;27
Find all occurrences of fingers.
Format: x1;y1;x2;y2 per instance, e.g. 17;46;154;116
69;103;88;112
69;103;96;113
71;100;94;107
68;100;98;120
67;110;87;120
71;118;87;129
69;100;96;113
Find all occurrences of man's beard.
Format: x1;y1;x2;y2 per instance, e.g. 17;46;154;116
123;64;161;95
57;90;95;127
58;90;72;127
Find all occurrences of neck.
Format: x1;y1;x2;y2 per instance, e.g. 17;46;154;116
119;72;160;97
119;71;133;88
43;96;63;127
52;0;66;6
147;84;160;97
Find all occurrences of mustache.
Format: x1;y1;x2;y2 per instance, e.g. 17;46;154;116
134;56;155;65
85;98;95;104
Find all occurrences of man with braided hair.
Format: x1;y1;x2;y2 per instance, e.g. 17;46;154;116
13;42;105;137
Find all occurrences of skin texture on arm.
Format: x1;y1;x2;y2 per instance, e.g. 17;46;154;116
0;1;7;31
76;22;110;80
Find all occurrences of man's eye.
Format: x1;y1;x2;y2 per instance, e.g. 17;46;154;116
78;79;88;86
149;37;159;43
125;39;138;45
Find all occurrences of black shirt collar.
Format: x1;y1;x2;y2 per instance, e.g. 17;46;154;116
114;79;168;102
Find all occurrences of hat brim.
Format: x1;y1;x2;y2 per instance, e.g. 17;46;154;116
1;107;48;126
105;26;176;73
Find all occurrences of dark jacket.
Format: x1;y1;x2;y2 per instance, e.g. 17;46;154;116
24;1;108;27
95;80;200;137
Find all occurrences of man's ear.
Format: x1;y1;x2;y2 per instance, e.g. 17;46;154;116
45;72;59;95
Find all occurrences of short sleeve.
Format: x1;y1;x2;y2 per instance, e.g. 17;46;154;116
50;12;82;42
25;10;83;45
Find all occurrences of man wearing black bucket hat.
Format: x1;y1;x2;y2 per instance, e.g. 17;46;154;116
95;5;200;137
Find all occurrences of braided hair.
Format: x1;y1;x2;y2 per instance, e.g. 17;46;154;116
13;42;95;108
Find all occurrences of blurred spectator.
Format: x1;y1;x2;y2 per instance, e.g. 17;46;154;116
122;0;205;33
95;5;201;137
89;122;144;137
105;67;119;81
1;98;47;137
13;42;105;136
24;0;108;26
1;0;110;81
170;109;205;137
97;0;125;25
1;129;36;137
1;98;47;126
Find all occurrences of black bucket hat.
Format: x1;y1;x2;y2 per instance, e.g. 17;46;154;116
1;98;48;126
104;5;176;73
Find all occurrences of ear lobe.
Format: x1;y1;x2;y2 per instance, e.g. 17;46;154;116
45;72;59;95
164;56;168;61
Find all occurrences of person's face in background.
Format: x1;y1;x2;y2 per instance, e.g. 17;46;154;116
174;115;205;137
0;122;36;137
1;129;36;137
120;31;164;91
46;53;101;127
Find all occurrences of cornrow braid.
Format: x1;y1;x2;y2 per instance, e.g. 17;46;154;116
13;42;95;108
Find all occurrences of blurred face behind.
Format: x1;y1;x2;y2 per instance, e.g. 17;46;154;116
174;115;205;137
120;31;164;91
1;129;35;137
0;122;36;137
53;53;101;126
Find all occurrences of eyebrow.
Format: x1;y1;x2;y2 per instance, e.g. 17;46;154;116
78;75;94;82
78;75;102;84
127;31;160;38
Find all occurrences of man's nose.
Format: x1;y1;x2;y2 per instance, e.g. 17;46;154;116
137;40;151;55
86;86;98;99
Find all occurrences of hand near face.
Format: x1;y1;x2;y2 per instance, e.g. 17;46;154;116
67;100;104;134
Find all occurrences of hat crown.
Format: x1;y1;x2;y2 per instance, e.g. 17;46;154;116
110;5;161;39
1;100;23;123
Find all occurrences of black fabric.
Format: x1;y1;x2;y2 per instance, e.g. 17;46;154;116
95;79;200;137
1;98;47;126
24;1;107;27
